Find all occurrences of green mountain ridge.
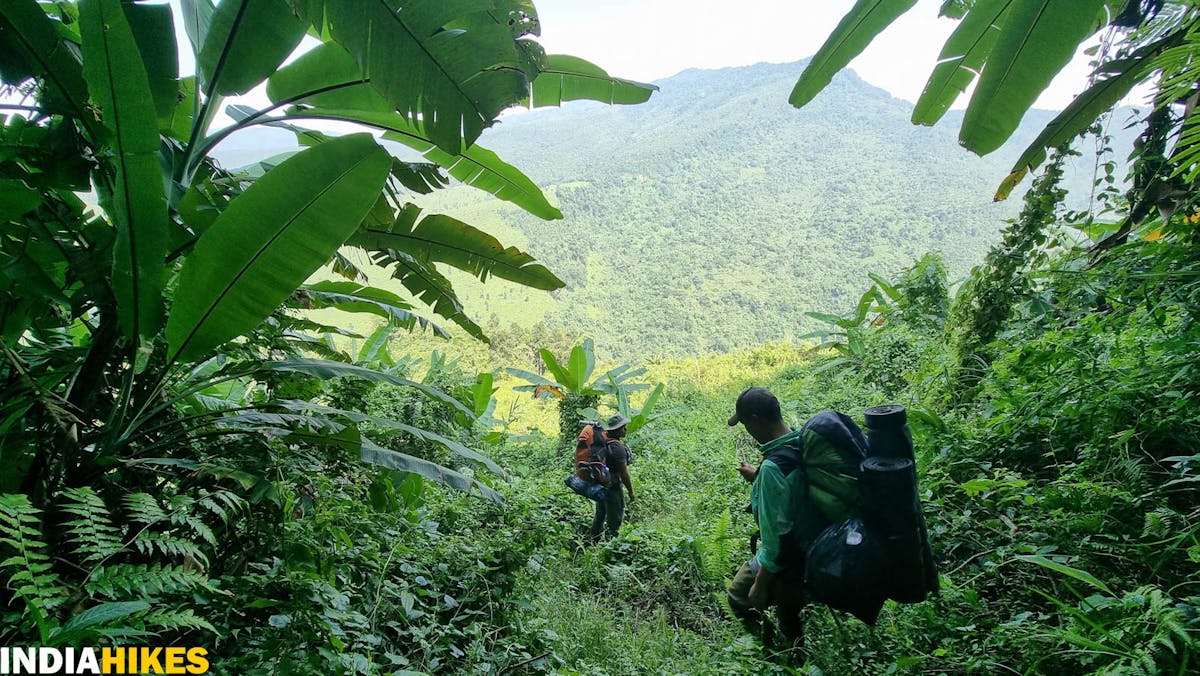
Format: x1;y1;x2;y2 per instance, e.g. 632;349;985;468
404;59;1134;360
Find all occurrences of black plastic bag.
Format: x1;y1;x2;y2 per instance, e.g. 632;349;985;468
804;518;889;625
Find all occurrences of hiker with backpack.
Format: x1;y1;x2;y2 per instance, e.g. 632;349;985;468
725;387;867;648
588;414;635;540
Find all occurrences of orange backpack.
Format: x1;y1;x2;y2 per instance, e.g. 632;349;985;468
575;423;612;484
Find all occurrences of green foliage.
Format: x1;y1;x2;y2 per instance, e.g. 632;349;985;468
790;0;919;109
402;59;1125;361
0;487;232;644
794;0;1140;190
6;1;1200;674
167;133;392;362
952;153;1066;388
0;0;651;516
507;338;654;450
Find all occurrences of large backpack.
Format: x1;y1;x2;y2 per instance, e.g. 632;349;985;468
762;411;867;557
575;422;612;485
758;408;937;625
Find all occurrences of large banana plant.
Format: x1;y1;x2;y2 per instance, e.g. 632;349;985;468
800;275;897;373
505;338;651;450
791;0;1200;201
0;0;655;502
505;338;650;399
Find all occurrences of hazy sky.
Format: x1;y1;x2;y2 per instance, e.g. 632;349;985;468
529;0;1114;110
166;0;1116;113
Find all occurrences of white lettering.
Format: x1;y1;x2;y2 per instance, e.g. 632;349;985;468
38;648;63;673
77;648;101;674
12;648;35;674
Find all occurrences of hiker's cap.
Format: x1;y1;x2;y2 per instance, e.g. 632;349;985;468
727;387;781;426
602;414;631;431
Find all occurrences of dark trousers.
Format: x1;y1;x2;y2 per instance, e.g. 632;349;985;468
589;486;625;538
727;557;807;646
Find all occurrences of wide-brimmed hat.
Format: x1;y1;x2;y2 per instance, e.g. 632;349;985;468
602;414;631;431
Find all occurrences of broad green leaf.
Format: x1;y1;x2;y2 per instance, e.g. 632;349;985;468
360;440;503;505
566;340;592;393
847;331;866;357
627;382;665;436
266;42;384;110
0;0;89;120
50;600;151;648
277;400;506;478
282;332;351;362
162;75;197;141
330;250;368;283
300;280;450;338
166;134;390;362
959;0;1113;155
1015;554;1113;595
590;363;646;393
806;311;846;326
868;272;901;302
198;0;306;97
123;1;179;120
996;30;1181;200
258;358;474;417
470;373;496;418
81;0;168;341
180;0;214;58
912;0;1013;126
369;249;487;342
539;348;573;390
0;179;41;222
388;161;450;196
288;0;540;152
531;54;657;107
352;203;564;290
285;108;561;219
0;247;68;305
790;0;919;108
855;287;880;321
503;367;556;388
797;329;833;341
358;324;395;366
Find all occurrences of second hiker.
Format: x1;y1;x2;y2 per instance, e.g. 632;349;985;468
590;414;635;540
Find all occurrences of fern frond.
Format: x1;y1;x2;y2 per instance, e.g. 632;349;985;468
138;607;217;634
60;488;125;566
123;493;167;524
171;513;217;547
196;491;246;523
697;508;736;583
85;563;220;599
133;533;208;567
0;494;69;617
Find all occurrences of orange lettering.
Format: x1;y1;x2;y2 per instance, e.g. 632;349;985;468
185;648;209;675
102;647;125;674
141;647;164;674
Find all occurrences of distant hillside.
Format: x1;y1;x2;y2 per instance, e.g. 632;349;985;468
389;60;1133;360
218;61;1132;360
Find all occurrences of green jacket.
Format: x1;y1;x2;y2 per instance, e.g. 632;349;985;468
751;420;864;572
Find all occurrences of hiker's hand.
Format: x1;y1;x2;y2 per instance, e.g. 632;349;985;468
737;462;758;482
627;492;635;503
749;581;769;609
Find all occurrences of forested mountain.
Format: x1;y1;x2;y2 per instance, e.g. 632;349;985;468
408;60;1129;359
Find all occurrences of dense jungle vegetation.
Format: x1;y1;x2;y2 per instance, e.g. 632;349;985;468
242;60;1138;362
2;0;1199;674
